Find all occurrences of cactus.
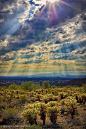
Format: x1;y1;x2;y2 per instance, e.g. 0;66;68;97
65;96;78;119
22;108;39;125
39;103;47;125
47;101;60;124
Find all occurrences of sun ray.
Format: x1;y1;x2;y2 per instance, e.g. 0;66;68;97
52;3;57;18
37;2;49;17
59;47;66;76
55;1;63;10
60;0;81;12
66;43;78;75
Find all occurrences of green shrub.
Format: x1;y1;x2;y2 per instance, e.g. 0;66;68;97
9;84;19;90
2;107;19;120
24;124;42;129
21;81;34;91
42;81;50;89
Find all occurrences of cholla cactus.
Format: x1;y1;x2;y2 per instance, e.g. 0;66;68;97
47;102;60;124
18;95;27;104
24;103;35;110
65;96;78;119
47;94;54;101
60;99;65;106
47;101;59;107
37;102;47;125
15;90;20;94
53;96;58;101
42;94;56;103
81;93;86;104
22;102;41;125
35;94;42;101
22;102;47;125
38;103;47;113
58;92;68;100
73;92;79;102
42;95;49;104
22;108;39;125
77;93;86;104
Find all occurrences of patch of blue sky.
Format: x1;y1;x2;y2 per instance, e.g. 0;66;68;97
35;43;40;46
29;0;40;6
25;7;35;20
29;7;35;14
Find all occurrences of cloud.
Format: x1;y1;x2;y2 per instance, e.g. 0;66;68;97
0;0;86;76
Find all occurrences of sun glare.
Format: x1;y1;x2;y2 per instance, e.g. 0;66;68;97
33;0;59;5
47;0;59;3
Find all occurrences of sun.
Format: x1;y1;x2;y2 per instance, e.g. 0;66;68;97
47;0;59;4
33;0;60;5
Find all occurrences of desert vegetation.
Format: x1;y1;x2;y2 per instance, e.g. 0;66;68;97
0;81;86;129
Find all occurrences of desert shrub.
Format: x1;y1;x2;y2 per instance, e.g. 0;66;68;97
26;92;30;96
82;84;86;93
2;107;19;120
9;84;19;90
47;88;52;94
24;124;42;129
42;81;50;89
21;81;34;91
52;85;57;88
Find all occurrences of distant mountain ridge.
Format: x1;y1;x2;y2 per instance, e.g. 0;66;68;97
0;74;86;80
0;75;86;87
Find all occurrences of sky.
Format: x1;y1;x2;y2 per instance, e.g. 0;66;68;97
0;0;86;77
